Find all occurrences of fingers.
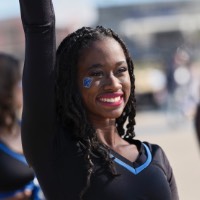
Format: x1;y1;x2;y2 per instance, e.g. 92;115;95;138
8;190;32;200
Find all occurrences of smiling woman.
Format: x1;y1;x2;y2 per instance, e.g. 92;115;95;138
76;38;131;121
18;0;179;199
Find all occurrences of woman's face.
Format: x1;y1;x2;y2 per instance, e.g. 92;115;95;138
77;37;131;121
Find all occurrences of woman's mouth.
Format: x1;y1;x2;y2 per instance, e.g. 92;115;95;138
97;93;123;106
99;96;121;103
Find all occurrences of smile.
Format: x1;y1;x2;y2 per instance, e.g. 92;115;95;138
97;93;124;106
99;96;121;103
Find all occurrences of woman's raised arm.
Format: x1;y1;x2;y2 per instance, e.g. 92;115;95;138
19;0;56;165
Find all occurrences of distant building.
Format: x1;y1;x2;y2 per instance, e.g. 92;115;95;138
0;18;24;58
96;0;200;61
0;18;71;60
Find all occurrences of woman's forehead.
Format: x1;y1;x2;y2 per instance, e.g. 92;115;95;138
77;38;126;68
79;37;124;57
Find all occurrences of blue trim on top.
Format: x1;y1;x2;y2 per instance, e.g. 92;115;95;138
0;142;42;200
0;142;27;165
111;143;152;175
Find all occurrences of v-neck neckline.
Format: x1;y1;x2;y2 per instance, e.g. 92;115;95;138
109;139;152;175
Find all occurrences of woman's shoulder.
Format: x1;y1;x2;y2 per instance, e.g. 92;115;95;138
142;141;168;160
142;141;163;152
142;141;173;174
129;139;162;153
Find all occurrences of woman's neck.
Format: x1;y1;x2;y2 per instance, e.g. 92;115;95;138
90;118;123;148
0;124;23;153
90;118;139;163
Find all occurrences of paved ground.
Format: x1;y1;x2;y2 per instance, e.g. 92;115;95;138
134;110;200;200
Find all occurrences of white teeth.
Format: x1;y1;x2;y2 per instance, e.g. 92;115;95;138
99;96;121;103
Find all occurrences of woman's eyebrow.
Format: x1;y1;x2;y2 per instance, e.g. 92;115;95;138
115;61;127;66
87;61;127;71
87;64;103;71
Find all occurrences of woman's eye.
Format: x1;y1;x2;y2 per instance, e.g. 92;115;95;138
116;67;128;74
89;71;104;77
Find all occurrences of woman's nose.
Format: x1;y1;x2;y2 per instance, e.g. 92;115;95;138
103;74;122;91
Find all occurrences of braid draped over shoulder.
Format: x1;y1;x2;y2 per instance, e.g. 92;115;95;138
55;26;136;199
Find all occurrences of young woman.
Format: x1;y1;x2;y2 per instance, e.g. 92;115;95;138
0;53;43;200
195;103;200;146
19;0;179;199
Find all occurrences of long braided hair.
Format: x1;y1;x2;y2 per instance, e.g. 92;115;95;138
55;26;136;198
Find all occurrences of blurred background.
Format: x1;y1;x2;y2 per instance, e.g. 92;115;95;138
0;0;200;199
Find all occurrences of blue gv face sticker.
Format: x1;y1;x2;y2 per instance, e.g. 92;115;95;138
83;77;93;88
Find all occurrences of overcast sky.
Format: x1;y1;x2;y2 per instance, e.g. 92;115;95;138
0;0;189;20
0;0;98;28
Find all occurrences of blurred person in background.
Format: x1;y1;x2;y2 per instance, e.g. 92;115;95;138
195;103;200;147
0;53;44;200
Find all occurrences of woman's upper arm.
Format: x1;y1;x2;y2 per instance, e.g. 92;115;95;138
160;147;179;200
19;0;56;163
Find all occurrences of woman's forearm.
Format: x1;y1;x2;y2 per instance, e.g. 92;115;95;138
19;0;56;165
19;0;54;25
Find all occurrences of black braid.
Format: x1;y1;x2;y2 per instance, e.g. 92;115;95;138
79;138;94;200
55;26;136;199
